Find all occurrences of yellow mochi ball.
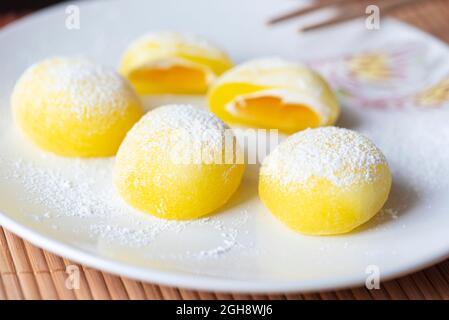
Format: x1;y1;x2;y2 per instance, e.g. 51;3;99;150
120;32;233;94
259;127;392;235
11;57;144;157
114;104;245;220
208;58;340;134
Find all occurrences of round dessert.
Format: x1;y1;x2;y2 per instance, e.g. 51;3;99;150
114;104;245;220
11;57;144;157
208;58;340;134
259;127;392;235
119;32;233;94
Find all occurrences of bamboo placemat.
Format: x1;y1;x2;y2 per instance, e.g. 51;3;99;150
1;0;449;300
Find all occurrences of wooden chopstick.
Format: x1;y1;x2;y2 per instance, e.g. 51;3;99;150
268;0;359;25
298;0;424;32
268;0;426;32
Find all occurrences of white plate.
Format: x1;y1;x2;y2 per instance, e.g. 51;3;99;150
1;0;449;293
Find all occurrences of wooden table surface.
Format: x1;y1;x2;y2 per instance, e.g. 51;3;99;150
1;0;449;300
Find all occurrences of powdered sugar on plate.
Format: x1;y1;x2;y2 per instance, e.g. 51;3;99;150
0;155;251;256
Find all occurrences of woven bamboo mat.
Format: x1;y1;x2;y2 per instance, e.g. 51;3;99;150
2;0;449;300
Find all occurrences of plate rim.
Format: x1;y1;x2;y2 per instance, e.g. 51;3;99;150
2;210;449;293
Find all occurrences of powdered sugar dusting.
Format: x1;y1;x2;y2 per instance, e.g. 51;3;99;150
261;127;388;187
12;57;139;120
135;104;226;139
128;31;230;61
217;58;323;95
119;104;232;163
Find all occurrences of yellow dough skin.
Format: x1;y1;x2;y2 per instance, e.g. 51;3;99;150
11;58;144;157
259;170;391;235
114;105;245;220
259;127;392;235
